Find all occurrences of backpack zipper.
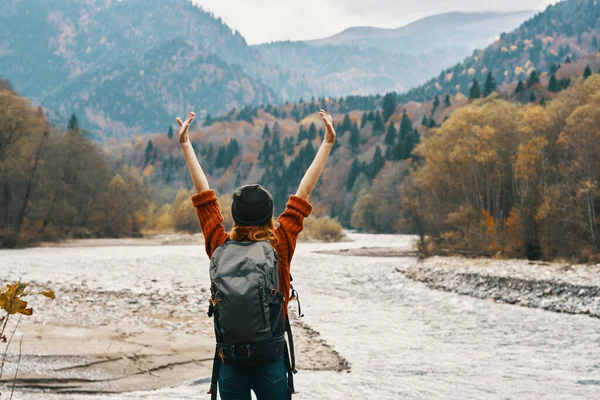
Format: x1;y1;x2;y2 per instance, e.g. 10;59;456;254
259;286;267;327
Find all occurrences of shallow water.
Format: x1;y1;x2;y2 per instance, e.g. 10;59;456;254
1;233;600;399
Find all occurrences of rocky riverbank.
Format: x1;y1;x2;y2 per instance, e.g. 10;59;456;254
400;257;600;318
0;280;348;395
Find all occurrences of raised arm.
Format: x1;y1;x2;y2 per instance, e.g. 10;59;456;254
177;111;210;193
295;110;336;200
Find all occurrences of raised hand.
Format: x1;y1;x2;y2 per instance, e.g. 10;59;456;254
319;109;336;145
176;112;196;144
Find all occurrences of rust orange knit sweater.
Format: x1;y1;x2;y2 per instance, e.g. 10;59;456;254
192;190;312;317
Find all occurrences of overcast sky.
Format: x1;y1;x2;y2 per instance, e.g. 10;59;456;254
192;0;561;44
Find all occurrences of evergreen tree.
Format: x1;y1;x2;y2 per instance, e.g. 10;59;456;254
432;95;440;112
308;122;317;140
259;141;272;166
144;140;154;166
469;78;481;99
530;92;537;103
346;159;361;190
206;143;214;167
204;114;213;126
403;132;416;160
367;110;375;121
342;114;353;132
515;80;525;94
382;92;397;122
271;131;281;151
372;111;385;134
284;137;294;156
360;112;368;128
482;72;497;97
444;94;451;107
399;110;413;142
297;126;308;143
67;113;79;131
385;123;397;145
547;73;559;93
421;115;428;126
349;123;360;153
565;56;572;64
549;63;559;74
584;65;593;79
215;146;226;169
167;125;174;139
225;139;240;165
527;70;540;88
369;146;385;179
263;123;271;138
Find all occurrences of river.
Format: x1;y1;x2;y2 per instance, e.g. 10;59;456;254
1;233;599;399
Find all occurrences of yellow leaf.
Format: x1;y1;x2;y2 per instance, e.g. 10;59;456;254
41;290;56;300
0;283;34;316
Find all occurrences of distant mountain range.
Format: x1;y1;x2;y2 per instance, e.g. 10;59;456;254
306;11;536;54
0;0;537;135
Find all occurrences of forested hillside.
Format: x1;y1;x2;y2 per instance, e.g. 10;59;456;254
399;0;600;102
0;0;534;135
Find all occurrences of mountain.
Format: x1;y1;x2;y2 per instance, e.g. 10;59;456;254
0;0;540;135
255;11;536;99
0;0;277;134
398;0;600;103
307;11;536;55
41;39;276;139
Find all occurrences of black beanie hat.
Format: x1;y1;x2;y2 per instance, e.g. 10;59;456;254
231;184;274;227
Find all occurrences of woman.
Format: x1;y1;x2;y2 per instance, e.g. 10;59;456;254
176;109;336;400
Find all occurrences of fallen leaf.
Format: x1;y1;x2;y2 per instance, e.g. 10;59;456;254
41;290;56;300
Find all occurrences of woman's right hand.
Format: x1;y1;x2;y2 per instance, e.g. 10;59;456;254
176;112;196;145
319;109;336;145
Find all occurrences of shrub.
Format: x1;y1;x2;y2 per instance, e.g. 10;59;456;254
300;216;347;242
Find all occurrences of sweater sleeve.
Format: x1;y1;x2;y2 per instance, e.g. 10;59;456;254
274;195;313;267
191;190;230;258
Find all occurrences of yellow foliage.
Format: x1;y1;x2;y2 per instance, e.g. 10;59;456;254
0;283;32;316
300;216;346;242
142;165;155;177
481;210;497;235
514;136;548;182
514;66;525;76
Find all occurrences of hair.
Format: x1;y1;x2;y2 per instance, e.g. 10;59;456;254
230;219;279;245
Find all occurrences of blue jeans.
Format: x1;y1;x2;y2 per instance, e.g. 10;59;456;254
218;356;288;400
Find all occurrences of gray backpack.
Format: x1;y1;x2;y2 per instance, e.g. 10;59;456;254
207;241;298;399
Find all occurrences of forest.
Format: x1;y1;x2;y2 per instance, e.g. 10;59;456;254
2;70;598;262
